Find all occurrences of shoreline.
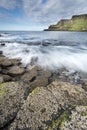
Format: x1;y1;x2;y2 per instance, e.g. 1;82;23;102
0;50;87;130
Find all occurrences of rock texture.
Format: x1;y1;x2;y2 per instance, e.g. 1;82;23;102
8;81;87;130
0;82;28;128
62;106;87;130
0;52;87;130
45;14;87;31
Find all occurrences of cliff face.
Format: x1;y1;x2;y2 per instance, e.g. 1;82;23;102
45;14;87;31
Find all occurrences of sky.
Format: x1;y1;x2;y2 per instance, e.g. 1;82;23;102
0;0;87;31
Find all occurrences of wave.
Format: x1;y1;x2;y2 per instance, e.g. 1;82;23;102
0;41;87;73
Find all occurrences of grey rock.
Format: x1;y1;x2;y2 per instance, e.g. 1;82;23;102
0;82;29;128
0;76;4;83
62;106;87;130
8;81;87;130
8;66;25;76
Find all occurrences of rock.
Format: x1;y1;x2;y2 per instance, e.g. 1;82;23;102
0;43;5;46
0;82;23;128
8;81;87;130
0;51;3;55
30;75;49;88
0;76;4;83
0;74;12;82
0;82;30;128
1;69;8;75
82;79;87;91
30;57;38;66
21;69;37;83
42;41;52;46
22;66;52;88
62;106;87;130
0;59;13;68
0;56;6;62
10;58;22;65
8;66;25;76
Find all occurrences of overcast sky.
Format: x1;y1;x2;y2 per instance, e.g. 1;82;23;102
0;0;87;30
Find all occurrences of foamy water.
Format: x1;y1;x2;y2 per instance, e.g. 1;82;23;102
0;31;87;72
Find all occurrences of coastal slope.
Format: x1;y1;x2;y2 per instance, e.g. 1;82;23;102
45;14;87;31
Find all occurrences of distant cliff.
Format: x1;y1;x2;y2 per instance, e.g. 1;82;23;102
45;14;87;31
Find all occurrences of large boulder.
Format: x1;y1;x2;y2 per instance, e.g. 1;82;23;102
21;66;52;87
10;58;22;65
0;74;12;82
21;68;37;82
0;58;13;67
8;81;87;130
0;82;29;128
8;66;25;77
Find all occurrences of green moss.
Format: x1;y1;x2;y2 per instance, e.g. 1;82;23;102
81;111;87;116
30;87;39;96
0;83;10;102
48;111;69;130
84;106;87;109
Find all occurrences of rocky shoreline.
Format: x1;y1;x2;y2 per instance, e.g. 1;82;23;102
0;50;87;130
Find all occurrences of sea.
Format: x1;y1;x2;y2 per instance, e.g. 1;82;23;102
0;31;87;73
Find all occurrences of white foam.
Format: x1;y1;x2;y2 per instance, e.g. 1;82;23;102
1;42;87;73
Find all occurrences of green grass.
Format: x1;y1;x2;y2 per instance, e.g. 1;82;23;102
48;18;87;31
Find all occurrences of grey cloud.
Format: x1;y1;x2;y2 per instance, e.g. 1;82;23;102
22;0;87;25
0;0;19;9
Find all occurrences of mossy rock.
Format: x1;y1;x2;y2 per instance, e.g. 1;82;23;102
8;81;87;130
0;82;10;103
48;111;69;130
0;81;29;128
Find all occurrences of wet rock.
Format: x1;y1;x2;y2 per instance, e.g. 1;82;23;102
8;81;87;130
58;70;82;85
8;66;25;77
1;69;8;75
0;56;6;62
10;58;22;65
30;57;38;66
21;69;37;83
82;79;87;91
0;43;5;46
42;41;52;46
0;59;13;68
23;66;52;87
0;82;29;128
0;51;3;55
30;75;49;88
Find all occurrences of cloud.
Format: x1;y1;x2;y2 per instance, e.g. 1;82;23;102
22;0;87;25
0;0;19;9
0;0;87;30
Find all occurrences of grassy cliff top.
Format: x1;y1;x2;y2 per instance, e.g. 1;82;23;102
45;14;87;31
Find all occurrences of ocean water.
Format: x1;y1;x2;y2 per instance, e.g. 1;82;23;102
0;31;87;72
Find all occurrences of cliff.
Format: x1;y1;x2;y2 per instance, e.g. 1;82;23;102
45;14;87;31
